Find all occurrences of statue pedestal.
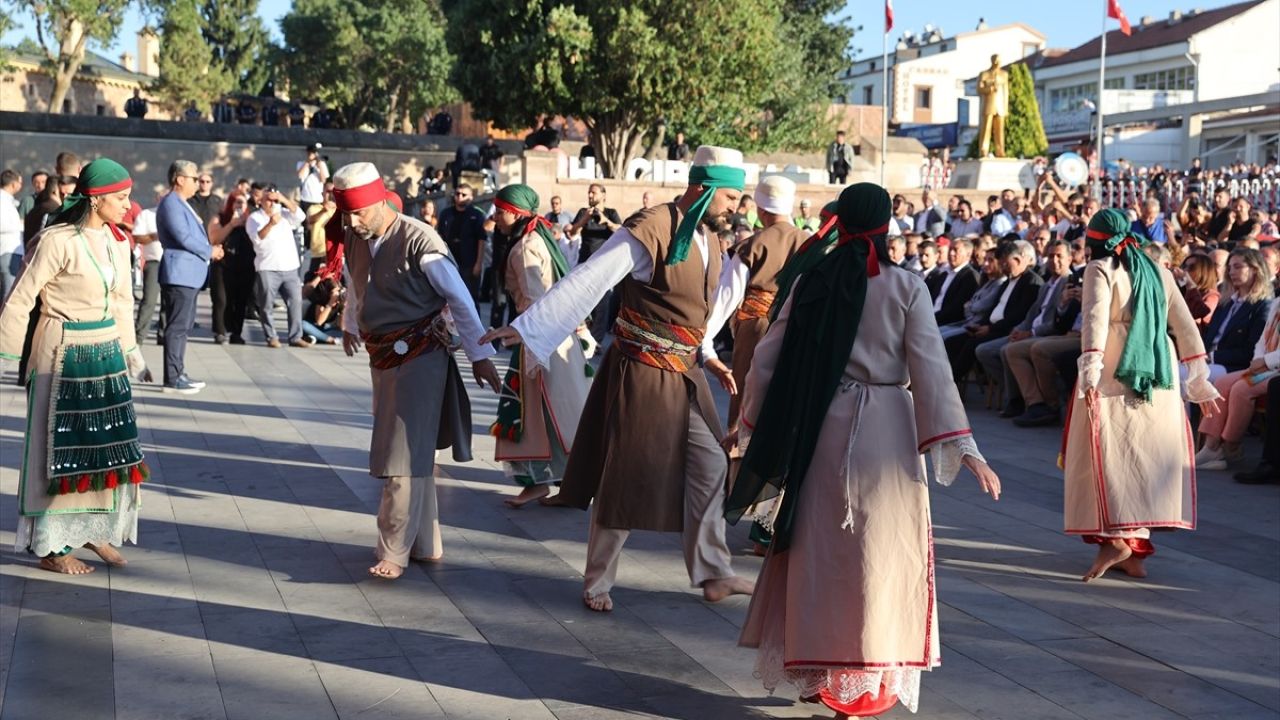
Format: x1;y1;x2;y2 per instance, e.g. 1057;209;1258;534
949;157;1032;191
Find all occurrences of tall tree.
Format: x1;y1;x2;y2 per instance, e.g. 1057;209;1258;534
153;4;229;114
20;0;134;113
200;0;270;94
279;0;455;130
446;0;837;178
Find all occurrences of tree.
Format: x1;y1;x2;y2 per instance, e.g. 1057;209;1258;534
153;5;227;114
279;0;456;130
200;0;270;94
19;0;134;113
966;62;1048;159
445;0;836;178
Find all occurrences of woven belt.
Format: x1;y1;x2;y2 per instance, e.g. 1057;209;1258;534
735;287;776;321
612;307;704;372
361;311;454;370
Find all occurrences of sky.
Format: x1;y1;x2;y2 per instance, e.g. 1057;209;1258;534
1;0;1239;65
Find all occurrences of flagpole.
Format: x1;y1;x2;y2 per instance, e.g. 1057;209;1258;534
1095;0;1108;201
881;27;888;186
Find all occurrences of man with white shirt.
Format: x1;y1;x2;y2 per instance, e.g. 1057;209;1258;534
246;184;308;348
482;146;755;613
914;188;946;236
989;188;1018;237
0;169;22;299
932;238;981;324
335;162;500;581
133;191;164;341
296;143;330;213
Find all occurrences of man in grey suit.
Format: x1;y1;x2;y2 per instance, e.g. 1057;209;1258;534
980;240;1074;418
157;160;212;394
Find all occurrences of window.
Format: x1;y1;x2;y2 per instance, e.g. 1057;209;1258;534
870;61;876;70
863;86;874;105
1049;83;1096;113
1105;77;1126;89
1134;66;1195;91
916;86;932;109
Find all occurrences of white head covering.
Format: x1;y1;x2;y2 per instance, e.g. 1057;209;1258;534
754;176;796;216
690;145;744;170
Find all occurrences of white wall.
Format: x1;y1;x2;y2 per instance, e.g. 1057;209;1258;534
1190;0;1280;101
1106;126;1183;168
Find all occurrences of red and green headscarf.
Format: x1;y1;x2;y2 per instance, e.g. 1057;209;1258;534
55;158;132;215
494;184;569;280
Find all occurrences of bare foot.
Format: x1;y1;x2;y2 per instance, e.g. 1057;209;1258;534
85;543;127;567
1083;540;1132;582
1115;555;1148;578
504;484;550;508
538;493;568;507
39;554;95;575
582;590;613;612
368;559;404;580
703;576;755;602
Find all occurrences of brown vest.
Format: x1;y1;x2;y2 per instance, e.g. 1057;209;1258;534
346;214;452;336
738;222;808;292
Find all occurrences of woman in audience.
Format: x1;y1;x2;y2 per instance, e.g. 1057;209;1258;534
1201;248;1274;381
1195;297;1280;470
1173;253;1220;329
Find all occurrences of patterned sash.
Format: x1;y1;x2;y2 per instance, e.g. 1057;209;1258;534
361;311;453;370
613;307;704;372
735;287;777;321
48;319;149;495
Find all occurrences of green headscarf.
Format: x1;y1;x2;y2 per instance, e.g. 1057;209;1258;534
53;158;132;220
668;164;746;265
494;183;569;280
770;201;840;321
1085;208;1171;402
726;184;892;551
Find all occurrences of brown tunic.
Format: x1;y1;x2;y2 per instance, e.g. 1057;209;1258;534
729;222;808;428
345;214;472;477
556;204;724;532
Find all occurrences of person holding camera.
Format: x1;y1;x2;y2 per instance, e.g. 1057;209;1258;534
296;143;330;214
245;185;309;348
570;184;622;340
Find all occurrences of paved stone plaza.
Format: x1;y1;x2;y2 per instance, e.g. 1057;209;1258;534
1;310;1277;720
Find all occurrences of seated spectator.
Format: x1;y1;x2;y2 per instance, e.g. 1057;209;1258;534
1132;197;1172;244
1174;253;1221;329
918;239;944;282
945;240;1043;382
1202;248;1274;380
1006;269;1084;427
900;233;923;272
1195;298;1279;471
940;251;1005;341
949;199;983;237
972;233;997;267
302;275;343;345
1233;375;1280;484
932;238;980;322
886;235;906;265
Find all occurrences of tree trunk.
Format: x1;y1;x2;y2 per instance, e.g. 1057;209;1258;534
592;112;643;180
385;86;400;133
47;18;89;114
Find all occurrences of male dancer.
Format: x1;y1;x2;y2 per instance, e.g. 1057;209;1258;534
483;147;754;611
336;162;501;580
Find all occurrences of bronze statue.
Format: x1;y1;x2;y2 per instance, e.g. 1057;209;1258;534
976;54;1009;158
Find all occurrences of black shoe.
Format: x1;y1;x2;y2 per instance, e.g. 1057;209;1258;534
1235;462;1280;485
178;374;207;389
1013;403;1061;427
998;400;1025;419
229;335;246;345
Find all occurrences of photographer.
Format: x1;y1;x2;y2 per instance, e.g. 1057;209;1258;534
296;143;330;214
570;184;622;339
245;184;309;348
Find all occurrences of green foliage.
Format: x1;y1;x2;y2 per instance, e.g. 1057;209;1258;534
19;0;134;111
200;0;271;94
279;0;457;130
967;62;1049;159
445;0;845;177
153;3;229;114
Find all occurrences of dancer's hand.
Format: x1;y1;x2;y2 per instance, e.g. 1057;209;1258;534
480;325;523;348
963;455;1001;501
473;359;501;392
342;331;362;357
705;357;737;395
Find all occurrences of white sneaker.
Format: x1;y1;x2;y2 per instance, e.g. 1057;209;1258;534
1199;457;1228;471
1194;445;1223;465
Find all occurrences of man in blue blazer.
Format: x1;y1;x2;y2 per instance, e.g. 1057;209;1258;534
157;160;211;394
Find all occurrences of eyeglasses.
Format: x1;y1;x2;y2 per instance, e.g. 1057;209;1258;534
198;178;213;183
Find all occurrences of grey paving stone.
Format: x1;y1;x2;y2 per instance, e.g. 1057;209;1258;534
313;656;446;720
1;613;113;720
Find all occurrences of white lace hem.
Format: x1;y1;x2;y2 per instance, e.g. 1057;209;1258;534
15;485;141;556
928;435;985;488
755;637;927;714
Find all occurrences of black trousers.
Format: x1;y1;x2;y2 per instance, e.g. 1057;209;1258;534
208;262;228;337
161;284;198;385
224;264;256;339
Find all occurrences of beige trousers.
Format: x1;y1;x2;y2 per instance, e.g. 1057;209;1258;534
1004;333;1080;407
375;476;442;567
584;407;736;598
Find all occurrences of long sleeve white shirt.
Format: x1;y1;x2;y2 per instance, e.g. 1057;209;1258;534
246;206;304;272
511;226;712;366
701;254;750;358
342;234;496;363
0;189;22;256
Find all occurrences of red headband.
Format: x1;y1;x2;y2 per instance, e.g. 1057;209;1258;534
836;221;890;277
494;197;555;236
333;179;386;213
1085;227;1139;253
84;178;133;196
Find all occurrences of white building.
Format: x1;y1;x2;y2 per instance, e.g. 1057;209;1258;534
838;22;1045;131
1033;0;1280;168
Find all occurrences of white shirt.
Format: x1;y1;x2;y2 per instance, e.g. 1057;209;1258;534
701;254;750;358
1031;275;1065;333
511;226;712;366
246;206;305;272
134;208;163;262
988;274;1020;325
297;160;330;204
0;189;21;256
341;233;495;363
932;267;958;313
990;210;1016;237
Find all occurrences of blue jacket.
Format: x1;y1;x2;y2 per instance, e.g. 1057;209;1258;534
1202;296;1269;372
157;192;211;288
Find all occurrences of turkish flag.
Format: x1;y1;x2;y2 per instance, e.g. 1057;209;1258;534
885;0;894;33
1108;0;1132;35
